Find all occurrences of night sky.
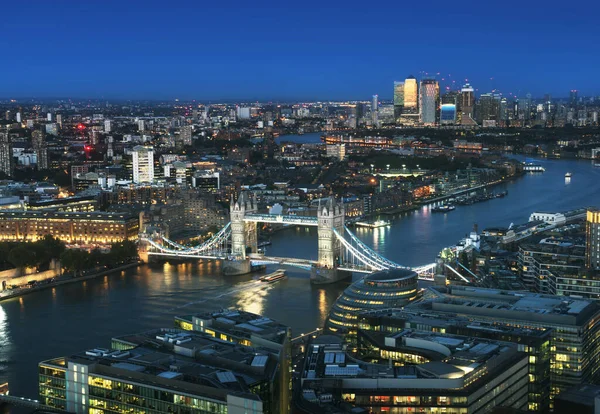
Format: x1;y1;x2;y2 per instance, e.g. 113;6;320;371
3;0;599;100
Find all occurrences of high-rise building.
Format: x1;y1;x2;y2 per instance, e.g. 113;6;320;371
460;83;477;125
104;119;111;132
137;119;145;131
393;81;404;121
397;75;419;125
419;79;439;125
403;75;418;112
440;104;457;124
181;125;193;146
15;112;21;123
586;209;600;270
0;132;14;177
570;89;579;107
371;94;378;125
32;129;48;170
56;114;62;127
132;145;154;184
476;93;500;126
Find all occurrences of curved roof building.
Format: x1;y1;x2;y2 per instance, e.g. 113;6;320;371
325;268;420;336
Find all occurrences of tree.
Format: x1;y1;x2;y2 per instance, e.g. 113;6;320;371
60;249;90;277
8;245;37;274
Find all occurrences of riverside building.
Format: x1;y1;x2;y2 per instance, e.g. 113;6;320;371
300;332;532;413
39;326;289;414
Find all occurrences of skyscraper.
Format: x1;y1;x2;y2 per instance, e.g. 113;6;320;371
393;81;404;121
586;209;600;270
32;129;48;170
132;145;154;184
570;90;579;107
440;104;457;125
181;125;193;146
460;83;477;125
403;76;418;112
0;132;13;177
371;94;378;126
397;75;419;125
419;79;439;125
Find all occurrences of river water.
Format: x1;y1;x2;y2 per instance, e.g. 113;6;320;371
1;155;600;404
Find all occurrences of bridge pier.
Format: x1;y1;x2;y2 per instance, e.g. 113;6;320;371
222;259;259;276
310;266;351;284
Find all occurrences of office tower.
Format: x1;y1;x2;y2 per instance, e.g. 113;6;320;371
405;285;600;400
460;83;477;125
570;89;579;107
15;112;21;123
106;136;114;159
403;75;418;112
419;79;439;125
499;97;508;123
56;114;62;127
104;119;111;133
476;93;500;126
396;75;419;125
181;125;193;146
440;104;457;124
393;81;404;121
46;113;52;122
132;145;154;184
32;129;48;170
586;209;600;270
0;132;14;177
371;94;378;125
137;119;145;131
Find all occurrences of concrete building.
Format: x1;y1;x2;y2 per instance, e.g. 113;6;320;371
39;325;285;414
419;79;439;125
586;209;600;270
301;332;532;413
326;144;345;160
0;211;138;245
132;145;154;184
408;285;600;400
0;131;14;177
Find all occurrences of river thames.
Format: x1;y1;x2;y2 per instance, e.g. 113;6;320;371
1;154;600;405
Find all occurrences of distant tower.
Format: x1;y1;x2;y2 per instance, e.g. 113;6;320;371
317;198;345;268
460;84;477;125
132;146;154;184
32;129;48;170
371;95;379;126
419;79;440;125
104;119;112;133
586;209;600;270
570;90;579;107
393;81;404;122
230;192;258;259
0;131;14;177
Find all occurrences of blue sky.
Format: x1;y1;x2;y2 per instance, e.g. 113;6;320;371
2;0;599;100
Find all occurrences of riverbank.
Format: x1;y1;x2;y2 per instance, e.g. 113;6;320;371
0;261;142;303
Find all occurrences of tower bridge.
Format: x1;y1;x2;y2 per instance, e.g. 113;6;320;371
140;192;436;284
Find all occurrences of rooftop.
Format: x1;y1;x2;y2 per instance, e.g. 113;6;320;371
41;328;277;402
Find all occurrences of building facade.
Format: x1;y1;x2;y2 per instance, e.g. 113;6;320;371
419;79;440;125
132;146;154;184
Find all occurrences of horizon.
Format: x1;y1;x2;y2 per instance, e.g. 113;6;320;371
2;0;600;100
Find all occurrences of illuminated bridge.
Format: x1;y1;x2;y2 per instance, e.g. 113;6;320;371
140;192;437;284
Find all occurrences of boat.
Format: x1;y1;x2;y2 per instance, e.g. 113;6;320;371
523;162;545;172
432;204;456;213
260;269;286;283
565;172;572;178
355;220;391;228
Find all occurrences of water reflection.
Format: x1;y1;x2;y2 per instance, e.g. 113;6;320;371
318;289;328;322
236;283;267;315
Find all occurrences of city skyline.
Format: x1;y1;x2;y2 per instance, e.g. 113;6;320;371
3;0;600;100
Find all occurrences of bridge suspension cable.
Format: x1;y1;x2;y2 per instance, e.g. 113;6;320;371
343;226;408;269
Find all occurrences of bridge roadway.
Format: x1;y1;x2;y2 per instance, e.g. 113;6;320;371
0;394;40;410
243;213;318;226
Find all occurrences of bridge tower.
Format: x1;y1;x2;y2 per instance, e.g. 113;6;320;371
230;191;258;259
317;197;345;268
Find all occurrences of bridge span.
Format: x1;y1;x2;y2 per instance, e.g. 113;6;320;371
140;192;438;284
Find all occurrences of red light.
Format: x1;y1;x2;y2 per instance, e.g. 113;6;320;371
77;123;86;130
84;145;91;151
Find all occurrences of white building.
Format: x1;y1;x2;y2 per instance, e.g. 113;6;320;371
326;144;346;160
104;119;112;132
132;145;154;184
529;212;566;225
